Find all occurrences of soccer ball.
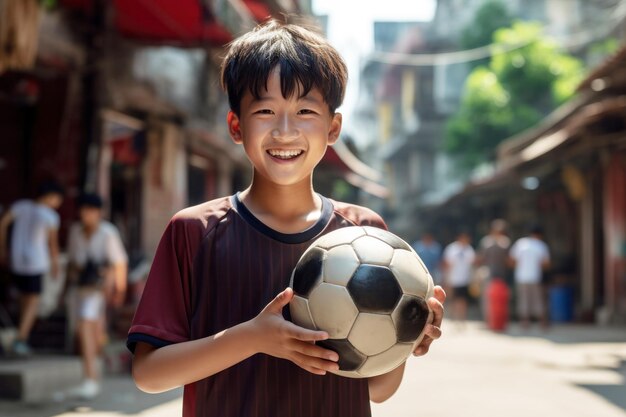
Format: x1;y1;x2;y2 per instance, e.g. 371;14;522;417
289;226;434;378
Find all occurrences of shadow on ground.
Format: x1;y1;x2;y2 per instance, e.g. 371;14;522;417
0;375;182;417
578;359;626;412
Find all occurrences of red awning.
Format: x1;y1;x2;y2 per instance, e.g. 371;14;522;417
113;0;231;46
241;0;272;22
61;1;280;47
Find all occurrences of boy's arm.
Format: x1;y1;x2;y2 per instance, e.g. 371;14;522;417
368;286;445;403
132;288;339;393
48;227;60;279
0;210;14;266
104;262;128;307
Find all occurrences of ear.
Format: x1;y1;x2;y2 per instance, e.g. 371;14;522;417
227;111;242;144
327;112;342;145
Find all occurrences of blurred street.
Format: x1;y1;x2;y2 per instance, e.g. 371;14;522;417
373;321;626;417
0;320;624;417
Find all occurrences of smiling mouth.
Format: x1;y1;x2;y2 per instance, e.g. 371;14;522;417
267;149;304;160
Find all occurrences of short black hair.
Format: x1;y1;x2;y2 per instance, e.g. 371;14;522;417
78;193;103;209
36;180;64;198
220;19;348;115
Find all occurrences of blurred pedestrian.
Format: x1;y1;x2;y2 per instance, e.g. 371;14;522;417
476;219;511;320
65;193;127;399
509;224;550;329
0;181;64;356
442;231;475;327
411;231;443;285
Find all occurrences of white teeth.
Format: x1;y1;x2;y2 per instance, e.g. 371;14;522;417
268;149;303;159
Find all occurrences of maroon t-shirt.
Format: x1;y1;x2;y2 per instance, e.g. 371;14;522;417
127;193;386;417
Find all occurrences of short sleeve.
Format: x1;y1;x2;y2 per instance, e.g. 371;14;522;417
43;207;60;230
127;219;192;353
443;245;453;263
49;211;60;229
542;242;550;261
105;226;128;265
468;246;476;262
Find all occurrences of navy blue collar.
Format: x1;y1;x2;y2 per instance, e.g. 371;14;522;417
231;192;333;244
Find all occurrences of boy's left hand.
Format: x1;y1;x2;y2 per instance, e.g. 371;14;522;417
413;285;445;357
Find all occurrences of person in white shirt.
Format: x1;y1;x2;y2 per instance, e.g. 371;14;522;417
443;231;476;326
509;225;550;329
0;181;64;356
66;193;127;399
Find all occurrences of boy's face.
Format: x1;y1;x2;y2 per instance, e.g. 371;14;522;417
227;67;342;187
79;206;101;229
44;193;63;210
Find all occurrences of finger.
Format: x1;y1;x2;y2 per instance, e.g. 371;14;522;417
292;340;339;362
298;364;327;376
283;321;329;342
433;285;447;303
427;297;444;328
413;340;432;356
265;287;294;314
292;351;339;373
423;323;442;340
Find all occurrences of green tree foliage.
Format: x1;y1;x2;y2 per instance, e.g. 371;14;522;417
461;0;513;69
461;1;513;49
444;21;585;170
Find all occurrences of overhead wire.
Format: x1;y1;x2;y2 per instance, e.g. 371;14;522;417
366;0;626;67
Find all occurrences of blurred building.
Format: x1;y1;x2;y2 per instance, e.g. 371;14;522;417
351;0;625;323
0;0;309;260
356;0;623;241
433;44;626;324
0;0;315;352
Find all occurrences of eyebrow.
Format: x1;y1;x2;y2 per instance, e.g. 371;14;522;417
251;91;324;105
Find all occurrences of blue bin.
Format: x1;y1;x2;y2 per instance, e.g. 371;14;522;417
549;285;574;322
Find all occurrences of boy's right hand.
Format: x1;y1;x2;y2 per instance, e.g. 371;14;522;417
248;287;340;376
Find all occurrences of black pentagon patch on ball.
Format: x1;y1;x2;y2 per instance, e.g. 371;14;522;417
317;339;366;372
363;227;412;251
347;265;402;313
395;296;430;343
292;248;325;297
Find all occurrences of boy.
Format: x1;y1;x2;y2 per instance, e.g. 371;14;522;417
128;20;445;417
66;193;128;399
0;181;63;356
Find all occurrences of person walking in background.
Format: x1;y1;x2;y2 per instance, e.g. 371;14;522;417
476;219;511;320
412;231;443;285
509;225;550;330
0;181;64;356
442;231;475;327
65;193;128;399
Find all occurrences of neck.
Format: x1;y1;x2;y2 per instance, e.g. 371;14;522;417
240;175;322;233
82;223;98;236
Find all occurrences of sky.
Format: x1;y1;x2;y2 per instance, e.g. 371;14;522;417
312;0;436;134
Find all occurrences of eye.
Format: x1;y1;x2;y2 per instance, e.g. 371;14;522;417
298;108;317;115
254;109;274;115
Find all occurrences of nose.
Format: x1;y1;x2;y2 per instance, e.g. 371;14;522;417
271;115;299;141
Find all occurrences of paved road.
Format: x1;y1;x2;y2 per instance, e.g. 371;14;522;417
1;320;624;417
372;321;626;417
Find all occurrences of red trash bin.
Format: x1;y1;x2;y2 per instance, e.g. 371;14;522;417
487;278;509;331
